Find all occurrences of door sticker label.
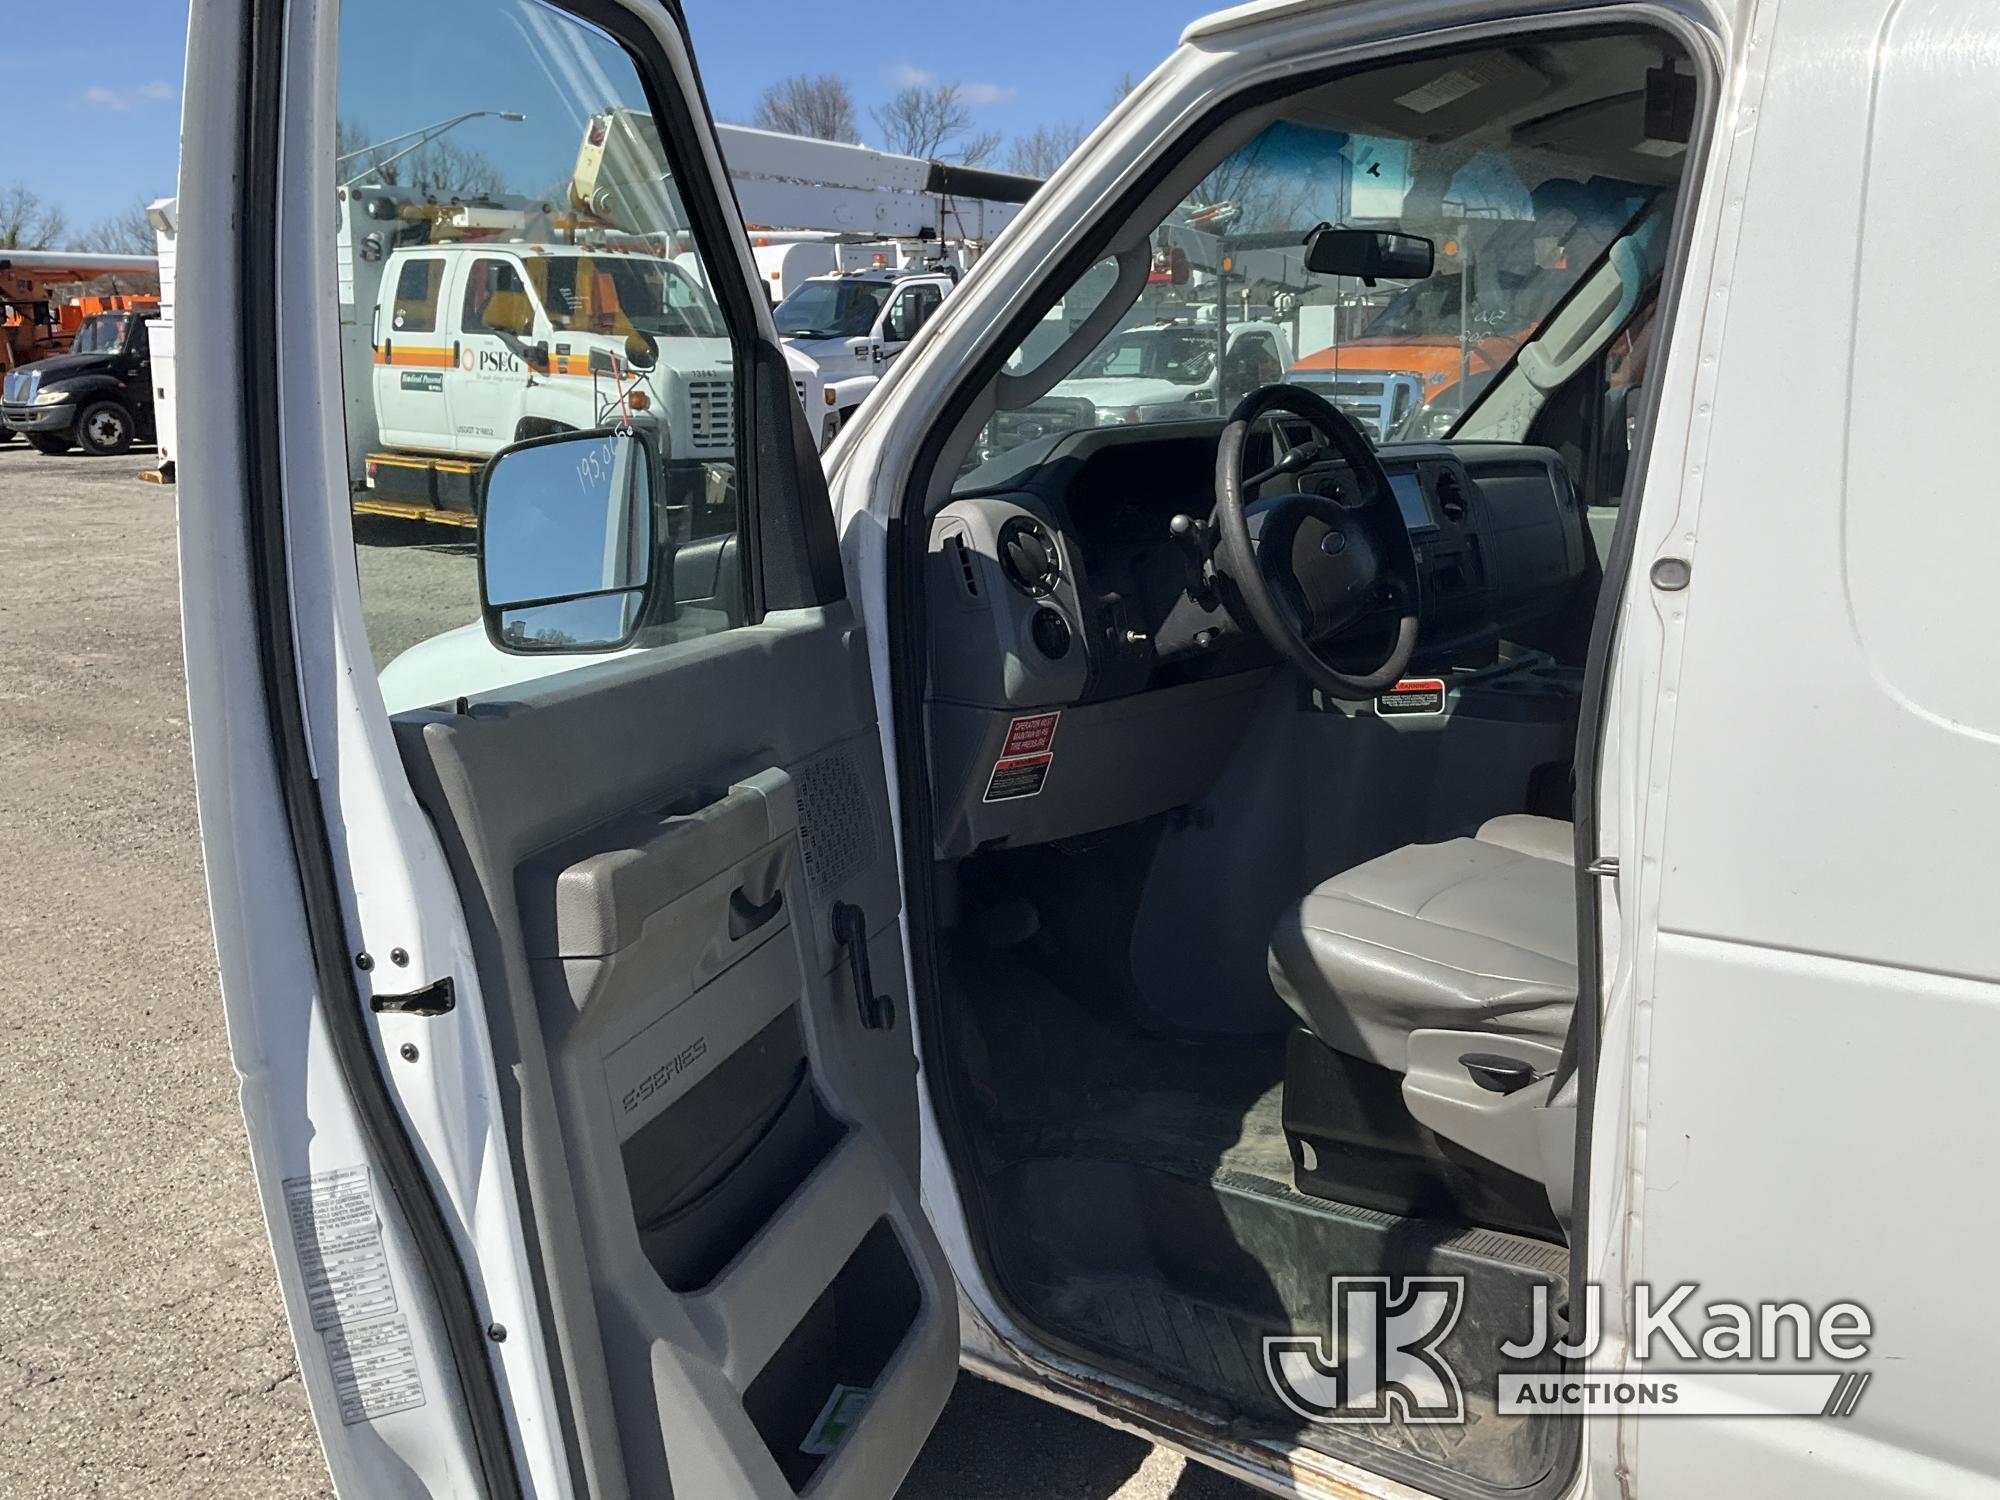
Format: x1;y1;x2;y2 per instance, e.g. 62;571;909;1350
1376;678;1447;717
283;1167;427;1425
801;1384;874;1456
984;711;1061;802
322;1314;428;1427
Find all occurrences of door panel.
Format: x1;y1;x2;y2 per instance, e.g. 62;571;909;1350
449;257;532;455
395;606;952;1495
180;0;958;1493
375;255;450;448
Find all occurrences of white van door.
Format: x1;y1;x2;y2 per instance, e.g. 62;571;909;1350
175;1;957;1497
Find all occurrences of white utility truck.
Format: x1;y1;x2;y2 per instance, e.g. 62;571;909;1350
358;236;736;522
177;2;1992;1500
339;113;1038;522
770;263;957;433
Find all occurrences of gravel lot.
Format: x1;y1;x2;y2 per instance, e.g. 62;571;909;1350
0;443;1252;1499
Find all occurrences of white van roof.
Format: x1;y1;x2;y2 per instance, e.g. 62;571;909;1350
1182;0;1341;43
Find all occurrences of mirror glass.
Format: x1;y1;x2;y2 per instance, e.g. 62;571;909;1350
1303;227;1436;282
481;428;654;652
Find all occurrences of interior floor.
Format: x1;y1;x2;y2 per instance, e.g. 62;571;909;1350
948;945;1575;1496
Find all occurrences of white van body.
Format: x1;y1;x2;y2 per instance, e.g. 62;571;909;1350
172;1;2000;1498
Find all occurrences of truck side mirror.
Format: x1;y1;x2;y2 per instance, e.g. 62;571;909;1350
623;329;658;370
479;427;658;654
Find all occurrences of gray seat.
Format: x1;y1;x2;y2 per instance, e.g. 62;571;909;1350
1268;815;1577;1071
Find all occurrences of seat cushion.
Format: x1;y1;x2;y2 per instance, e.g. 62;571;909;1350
1268;816;1578;1071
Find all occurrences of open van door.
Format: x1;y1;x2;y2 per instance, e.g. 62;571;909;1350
175;1;956;1495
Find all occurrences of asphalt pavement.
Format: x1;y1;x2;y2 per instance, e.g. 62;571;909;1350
0;442;1255;1499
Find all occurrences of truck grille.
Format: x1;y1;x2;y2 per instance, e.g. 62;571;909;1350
793;378;807;407
1293;371;1426;442
2;369;40;404
688;376;734;450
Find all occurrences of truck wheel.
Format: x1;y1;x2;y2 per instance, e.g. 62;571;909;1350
76;401;135;456
27;433;71;455
0;425;16;444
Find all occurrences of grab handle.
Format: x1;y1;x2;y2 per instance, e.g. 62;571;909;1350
831;902;895;1031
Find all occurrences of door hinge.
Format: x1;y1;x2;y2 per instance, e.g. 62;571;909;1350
369;976;457;1016
1586;856;1620;879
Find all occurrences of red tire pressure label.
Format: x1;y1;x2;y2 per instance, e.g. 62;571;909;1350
984;711;1061;802
1376;678;1447;716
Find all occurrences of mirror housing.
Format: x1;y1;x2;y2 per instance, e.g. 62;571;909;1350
478;427;658;654
1304;226;1435;287
623;328;659;370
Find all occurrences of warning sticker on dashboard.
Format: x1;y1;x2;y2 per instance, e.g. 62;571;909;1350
985;712;1060;801
1377;678;1447;716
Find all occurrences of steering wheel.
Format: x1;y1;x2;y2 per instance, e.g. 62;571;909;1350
1212;383;1421;700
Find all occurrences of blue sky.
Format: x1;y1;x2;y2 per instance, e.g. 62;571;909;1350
14;2;1181;236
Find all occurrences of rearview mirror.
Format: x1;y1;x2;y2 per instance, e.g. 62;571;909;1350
1303;226;1435;286
479;427;657;654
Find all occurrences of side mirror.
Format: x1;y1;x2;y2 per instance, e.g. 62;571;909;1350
1304;226;1435;287
623;329;659;370
479;427;657;654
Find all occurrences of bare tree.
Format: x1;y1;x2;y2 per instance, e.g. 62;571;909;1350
957;129;1003;168
872;83;998;164
404;137;506;198
84;199;159;255
752;74;860;143
1188;131;1315;238
0;185;68;250
1008;123;1085;178
336;118;506;198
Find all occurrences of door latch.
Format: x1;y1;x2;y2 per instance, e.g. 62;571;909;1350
369;976;456;1016
830;902;895;1032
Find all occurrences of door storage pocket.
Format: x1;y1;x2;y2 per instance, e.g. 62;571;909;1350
624;1007;844;1292
742;1219;921;1491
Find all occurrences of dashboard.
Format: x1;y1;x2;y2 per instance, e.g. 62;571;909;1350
923;419;1589;856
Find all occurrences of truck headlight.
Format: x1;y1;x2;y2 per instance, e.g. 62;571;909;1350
33;388;74;406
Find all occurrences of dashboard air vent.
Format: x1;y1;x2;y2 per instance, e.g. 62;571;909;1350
998;516;1061;597
1435;468;1468;523
946;532;980;598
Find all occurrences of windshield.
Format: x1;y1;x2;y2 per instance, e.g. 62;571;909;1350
526;253;726;340
70;314;131;355
1074;329;1217;386
967;29;1682;475
772;280;891;340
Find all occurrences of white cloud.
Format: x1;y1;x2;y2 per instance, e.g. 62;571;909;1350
881;62;1016;107
81;81;176;112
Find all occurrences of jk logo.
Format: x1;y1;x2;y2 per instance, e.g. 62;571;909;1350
1264;1277;1466;1424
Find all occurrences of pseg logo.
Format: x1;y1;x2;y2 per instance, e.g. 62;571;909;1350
1266;1279;1875;1422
